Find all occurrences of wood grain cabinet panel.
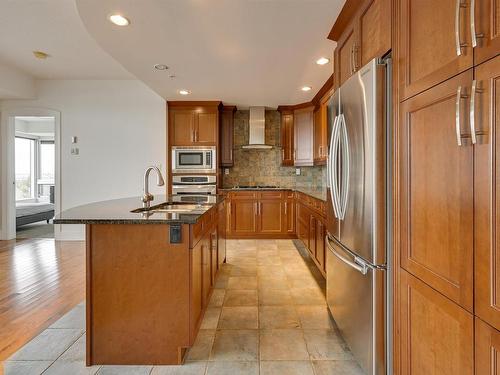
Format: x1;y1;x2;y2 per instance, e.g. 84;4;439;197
280;111;294;166
475;317;500;375
315;219;326;273
171;111;195;145
220;106;235;167
474;55;500;330
230;199;257;235
400;70;474;311
196;112;217;145
358;0;391;66
314;91;332;166
400;270;474;375
190;239;202;344
285;194;295;234
294;107;314;166
258;199;283;234
335;24;357;87
474;0;500;66
399;0;473;100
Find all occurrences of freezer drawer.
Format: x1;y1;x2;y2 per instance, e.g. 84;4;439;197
326;235;386;375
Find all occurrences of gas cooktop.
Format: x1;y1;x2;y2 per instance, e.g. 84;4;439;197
232;185;282;189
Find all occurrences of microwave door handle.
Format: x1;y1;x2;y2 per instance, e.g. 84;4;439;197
326;235;368;275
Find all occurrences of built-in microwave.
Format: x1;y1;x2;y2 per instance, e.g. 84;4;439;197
171;146;216;174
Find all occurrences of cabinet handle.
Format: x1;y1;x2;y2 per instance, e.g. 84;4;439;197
349;45;354;75
282;148;285;160
352;45;358;72
455;86;469;146
254;202;258;215
455;0;468;56
470;0;484;47
469;79;484;144
285;202;287;215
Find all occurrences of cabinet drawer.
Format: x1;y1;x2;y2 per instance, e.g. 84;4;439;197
259;191;283;199
229;191;258;199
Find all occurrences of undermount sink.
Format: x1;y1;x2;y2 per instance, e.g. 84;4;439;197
131;202;210;214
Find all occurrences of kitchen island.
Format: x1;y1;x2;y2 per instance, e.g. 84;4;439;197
54;195;226;366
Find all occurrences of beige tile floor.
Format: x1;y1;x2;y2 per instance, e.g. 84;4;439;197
3;239;363;375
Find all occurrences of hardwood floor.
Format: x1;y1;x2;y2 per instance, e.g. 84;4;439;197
0;239;85;364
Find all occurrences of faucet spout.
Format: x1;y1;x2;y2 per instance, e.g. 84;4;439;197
142;166;165;209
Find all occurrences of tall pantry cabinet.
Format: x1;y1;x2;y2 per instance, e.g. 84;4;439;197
397;0;500;373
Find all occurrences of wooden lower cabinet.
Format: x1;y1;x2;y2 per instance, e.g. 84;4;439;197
258;198;283;234
475;317;500;375
285;192;295;234
400;269;474;375
315;219;326;273
230;198;258;235
201;230;211;308
190;235;203;343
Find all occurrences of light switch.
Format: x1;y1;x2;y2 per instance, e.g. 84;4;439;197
71;147;79;155
295;168;301;176
71;136;77;144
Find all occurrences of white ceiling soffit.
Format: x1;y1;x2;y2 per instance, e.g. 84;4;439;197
0;0;132;79
76;0;343;107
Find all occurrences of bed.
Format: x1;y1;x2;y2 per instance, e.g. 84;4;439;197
16;202;55;228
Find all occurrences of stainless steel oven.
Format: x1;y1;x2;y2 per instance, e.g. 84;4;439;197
171;146;216;174
172;175;217;204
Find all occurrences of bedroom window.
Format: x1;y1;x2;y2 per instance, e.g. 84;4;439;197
15;137;36;201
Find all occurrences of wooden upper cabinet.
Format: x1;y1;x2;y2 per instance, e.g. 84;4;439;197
168;102;220;147
400;70;474;311
400;270;474;375
474;55;500;330
358;0;391;66
280;111;294;166
294;107;314;166
475;317;500;375
196;112;217;145
474;0;500;66
335;24;357;87
399;0;473;100
171;110;195;145
220;106;235;167
314;91;331;166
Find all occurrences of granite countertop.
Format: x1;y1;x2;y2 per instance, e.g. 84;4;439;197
220;187;327;202
53;195;224;225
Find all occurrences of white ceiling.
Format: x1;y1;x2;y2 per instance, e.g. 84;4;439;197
0;0;132;79
75;0;344;107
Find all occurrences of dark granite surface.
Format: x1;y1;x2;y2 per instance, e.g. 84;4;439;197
53;195;224;225
220;187;327;202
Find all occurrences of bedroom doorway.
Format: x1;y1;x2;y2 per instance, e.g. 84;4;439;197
14;116;55;239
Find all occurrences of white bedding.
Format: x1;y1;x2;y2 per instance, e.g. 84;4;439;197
16;202;54;218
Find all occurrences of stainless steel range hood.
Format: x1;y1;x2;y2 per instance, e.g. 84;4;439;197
241;106;273;149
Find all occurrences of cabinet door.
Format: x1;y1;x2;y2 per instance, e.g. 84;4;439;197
358;0;391;66
399;0;473;100
474;55;500;330
258;199;283;234
202;236;211;308
230;199;258;235
217;201;226;267
195;112;217;145
294;108;314;166
475;317;500;375
190;240;203;342
220;108;234;166
474;0;500;65
400;70;474;311
400;270;474;375
313;108;322;163
335;23;357;86
309;215;316;257
285;194;295;234
210;229;218;285
171;110;195;145
315;219;326;273
281;112;294;166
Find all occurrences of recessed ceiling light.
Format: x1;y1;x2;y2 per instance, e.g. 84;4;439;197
154;64;169;70
109;14;130;26
33;51;49;59
179;90;191;95
301;86;312;92
316;57;330;65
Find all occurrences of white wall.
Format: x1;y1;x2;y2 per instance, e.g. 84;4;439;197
1;80;166;240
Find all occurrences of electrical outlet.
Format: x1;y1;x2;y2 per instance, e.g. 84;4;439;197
224;168;229;175
71;147;79;155
295;168;301;176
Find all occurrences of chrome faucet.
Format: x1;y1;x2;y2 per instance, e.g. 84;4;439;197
142;166;165;209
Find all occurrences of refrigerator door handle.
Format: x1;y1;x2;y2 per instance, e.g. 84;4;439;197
326;234;368;275
338;113;350;220
328;114;341;218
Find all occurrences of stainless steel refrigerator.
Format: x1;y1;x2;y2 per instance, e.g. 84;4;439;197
326;57;391;375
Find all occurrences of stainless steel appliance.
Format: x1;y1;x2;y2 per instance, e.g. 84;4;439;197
326;58;391;375
171;146;216;174
172;175;217;204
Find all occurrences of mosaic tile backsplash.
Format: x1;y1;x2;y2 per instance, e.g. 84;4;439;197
222;110;326;189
